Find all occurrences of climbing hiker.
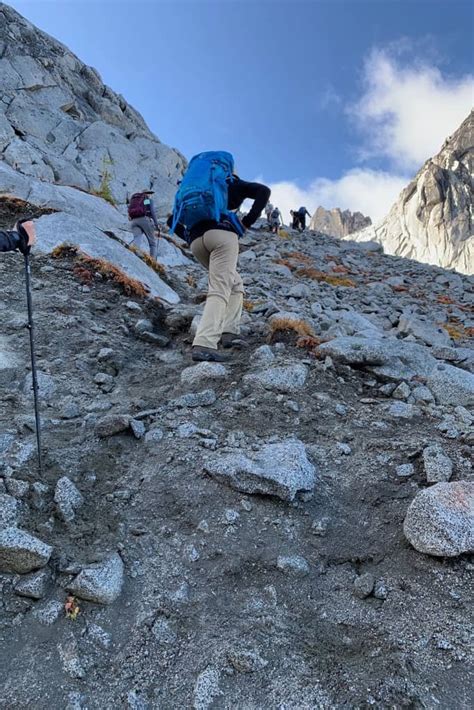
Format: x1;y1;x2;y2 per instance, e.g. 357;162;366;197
168;151;270;362
265;200;274;226
128;190;160;259
0;220;36;253
269;206;283;234
290;209;300;230
297;206;312;231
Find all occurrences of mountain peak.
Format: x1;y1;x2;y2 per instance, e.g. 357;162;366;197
348;110;473;274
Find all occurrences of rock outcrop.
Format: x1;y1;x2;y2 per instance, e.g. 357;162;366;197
0;2;188;302
347;111;474;274
0;2;185;211
310;206;372;237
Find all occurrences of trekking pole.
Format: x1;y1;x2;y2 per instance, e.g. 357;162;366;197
23;249;43;476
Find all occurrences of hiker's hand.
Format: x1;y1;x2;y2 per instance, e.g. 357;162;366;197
16;220;36;254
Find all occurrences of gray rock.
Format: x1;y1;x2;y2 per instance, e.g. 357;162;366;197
144;427;164;444
392;382;410;400
403;481;474;557
396;464;415;478
193;667;221;710
411;385;435;404
152;617;177;645
130;419;146;439
426;362;474;407
31;482;49;510
177;422;199;438
243;364;308;394
240;249;256;261
287;283;311;298
95;414;131;437
54;476;84;523
227;648;268;673
5;478;30;498
252;345;275;365
318;335;438;383
33;599;63;625
34;213;180;304
0;527;52;573
86;623;112;649
276;555;310;575
422;445;453;483
14;569;50;599
205;439;316;501
22;370;56;401
174;390;217;408
180;362;228;386
387;402;420;419
397;314;451;347
353;573;375;598
0;493;19;529
68;553;124;604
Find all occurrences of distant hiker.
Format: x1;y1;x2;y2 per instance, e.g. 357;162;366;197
290;209;300;230
168;151;270;362
297;206;311;231
128;190;160;259
269;206;283;234
265;201;274;226
0;221;36;253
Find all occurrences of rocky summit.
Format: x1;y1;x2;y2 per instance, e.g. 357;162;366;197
1;4;474;709
348;111;474;274
310;206;372;238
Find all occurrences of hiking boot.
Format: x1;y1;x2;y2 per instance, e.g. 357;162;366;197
220;332;249;349
192;346;231;362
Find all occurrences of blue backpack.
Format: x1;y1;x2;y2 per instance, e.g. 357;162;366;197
169;151;244;241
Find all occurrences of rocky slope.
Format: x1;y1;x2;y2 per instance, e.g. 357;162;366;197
348;111;474;274
0;2;185;212
310;206;372;237
1;205;473;708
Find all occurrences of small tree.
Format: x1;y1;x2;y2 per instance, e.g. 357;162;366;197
93;155;115;206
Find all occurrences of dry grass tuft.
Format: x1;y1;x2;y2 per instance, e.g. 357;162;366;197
296;335;325;350
296;267;356;287
52;243;148;298
186;274;197;288
129;245;166;276
51;243;79;259
268;317;315;345
442;320;474;341
274;258;297;271
80;255;148;298
286;251;313;265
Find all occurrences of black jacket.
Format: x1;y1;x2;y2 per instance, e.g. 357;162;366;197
169;177;271;242
0;230;21;253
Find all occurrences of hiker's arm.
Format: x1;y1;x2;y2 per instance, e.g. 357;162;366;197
149;201;159;230
306;209;311;217
240;182;271;229
166;214;187;241
0;230;21;253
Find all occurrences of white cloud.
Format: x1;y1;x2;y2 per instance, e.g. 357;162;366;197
266;48;473;225
350;48;474;170
267;169;408;224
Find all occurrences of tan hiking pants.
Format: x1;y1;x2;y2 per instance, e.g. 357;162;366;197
191;229;244;349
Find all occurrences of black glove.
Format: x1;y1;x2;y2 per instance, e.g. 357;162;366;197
16;220;31;255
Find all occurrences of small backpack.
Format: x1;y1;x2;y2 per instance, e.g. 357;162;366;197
169;151;244;240
128;193;149;219
298;206;306;215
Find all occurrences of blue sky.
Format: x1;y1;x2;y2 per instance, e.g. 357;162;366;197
8;0;474;221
